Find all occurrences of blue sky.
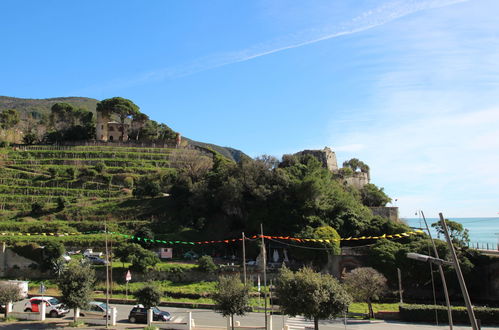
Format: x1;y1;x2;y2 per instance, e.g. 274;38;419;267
1;0;499;219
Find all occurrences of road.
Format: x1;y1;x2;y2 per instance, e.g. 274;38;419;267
8;300;499;329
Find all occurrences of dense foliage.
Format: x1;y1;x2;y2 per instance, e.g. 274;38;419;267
0;283;22;317
213;275;249;330
343;267;388;318
276;267;351;330
399;304;499;325
58;261;96;322
135;284;162;309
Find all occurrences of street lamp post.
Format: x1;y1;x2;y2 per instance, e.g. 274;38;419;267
439;213;479;330
406;252;453;330
420;210;453;329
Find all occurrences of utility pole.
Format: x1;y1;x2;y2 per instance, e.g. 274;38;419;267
260;224;268;330
439;213;478;330
104;222;110;329
242;232;247;286
421;211;453;329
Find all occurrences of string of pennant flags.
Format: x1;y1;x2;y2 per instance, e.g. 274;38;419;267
0;229;425;245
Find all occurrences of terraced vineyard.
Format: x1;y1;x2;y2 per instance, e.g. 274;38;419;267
0;144;213;243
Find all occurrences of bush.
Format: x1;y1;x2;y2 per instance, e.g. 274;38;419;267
135;284;162;309
56;196;68;211
399;304;499;325
31;202;44;215
197;255;217;273
94;162;107;173
66;167;77;179
133;176;161;198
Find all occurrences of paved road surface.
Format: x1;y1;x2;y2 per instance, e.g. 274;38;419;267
7;300;499;329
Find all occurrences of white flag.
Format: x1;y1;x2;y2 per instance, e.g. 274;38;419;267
125;270;132;282
257;275;261;292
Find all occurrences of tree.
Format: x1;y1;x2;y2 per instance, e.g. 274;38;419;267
197;255;217;273
0;283;22;318
213;275;249;330
360;184;391;207
96;97;140;141
42;241;65;270
50;103;74;130
297;226;340;272
343;267;388;318
0;109;19;129
57;261;95;322
131;112;149;140
23;131;38;145
132;176;161;198
31;201;44;215
116;242;159;272
275;267;351;330
135;284;162;309
432;219;470;247
342;158;369;173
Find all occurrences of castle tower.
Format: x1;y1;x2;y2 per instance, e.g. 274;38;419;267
96;111;109;141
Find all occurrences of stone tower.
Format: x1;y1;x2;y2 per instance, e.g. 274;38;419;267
96;111;109;141
294;147;339;172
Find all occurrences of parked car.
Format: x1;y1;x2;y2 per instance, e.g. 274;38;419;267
80;301;111;318
24;296;69;318
85;255;108;265
128;305;171;323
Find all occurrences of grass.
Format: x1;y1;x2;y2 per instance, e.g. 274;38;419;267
348;302;399;314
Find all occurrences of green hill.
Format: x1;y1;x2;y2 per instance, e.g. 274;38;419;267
0;96;247;162
0;96;99;119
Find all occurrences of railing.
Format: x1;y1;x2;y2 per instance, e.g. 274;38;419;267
468;241;499;251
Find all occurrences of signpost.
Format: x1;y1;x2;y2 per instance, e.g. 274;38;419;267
125;270;132;301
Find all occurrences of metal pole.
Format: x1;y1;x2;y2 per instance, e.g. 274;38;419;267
105;222;110;329
261;224;268;330
242;232;247;286
439;213;478;330
397;268;403;303
421;211;453;329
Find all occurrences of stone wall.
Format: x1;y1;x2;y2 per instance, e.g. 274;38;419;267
294;147;338;172
0;246;39;277
370;206;400;222
344;171;369;189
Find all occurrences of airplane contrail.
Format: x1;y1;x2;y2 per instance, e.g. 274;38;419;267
76;0;471;94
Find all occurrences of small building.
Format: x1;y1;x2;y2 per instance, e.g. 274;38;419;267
96;111;129;142
96;121;129;142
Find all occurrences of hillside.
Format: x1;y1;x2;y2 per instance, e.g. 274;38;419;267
0;96;247;162
0;143;214;246
0;96;99;119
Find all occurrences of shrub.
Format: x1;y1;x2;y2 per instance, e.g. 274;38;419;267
133;177;161;198
55;196;69;211
31;202;44;215
399;304;499;325
135;284;162;309
94;162;107;173
197;255;217;273
66;167;77;179
123;176;134;188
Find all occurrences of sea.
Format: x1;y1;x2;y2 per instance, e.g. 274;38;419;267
403;217;499;248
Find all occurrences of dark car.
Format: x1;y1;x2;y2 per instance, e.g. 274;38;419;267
128;305;171;323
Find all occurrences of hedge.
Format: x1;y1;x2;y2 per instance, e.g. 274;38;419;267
399;304;499;325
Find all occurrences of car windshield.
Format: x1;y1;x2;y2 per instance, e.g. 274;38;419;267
48;298;59;305
152;307;161;313
99;303;109;310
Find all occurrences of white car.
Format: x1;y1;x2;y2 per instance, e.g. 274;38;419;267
24;296;69;317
